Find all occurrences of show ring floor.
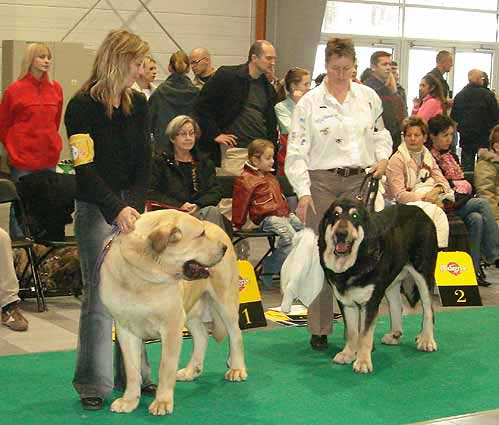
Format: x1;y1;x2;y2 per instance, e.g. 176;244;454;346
1;306;499;425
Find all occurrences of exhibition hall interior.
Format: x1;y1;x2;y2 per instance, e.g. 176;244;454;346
1;1;499;424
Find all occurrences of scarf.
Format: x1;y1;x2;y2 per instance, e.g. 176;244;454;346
397;143;435;192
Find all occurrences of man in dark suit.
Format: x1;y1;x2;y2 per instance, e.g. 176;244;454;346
451;69;499;171
194;40;278;174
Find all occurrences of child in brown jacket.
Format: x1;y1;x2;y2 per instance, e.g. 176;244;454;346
232;139;303;286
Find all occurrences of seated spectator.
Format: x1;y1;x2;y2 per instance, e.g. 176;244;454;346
148;115;229;234
274;67;311;175
149;51;199;153
429;114;499;285
1;227;28;331
475;124;499;228
412;74;445;122
232;139;303;286
386;116;452;249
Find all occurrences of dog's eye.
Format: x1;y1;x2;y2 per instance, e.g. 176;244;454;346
333;212;340;218
350;212;359;220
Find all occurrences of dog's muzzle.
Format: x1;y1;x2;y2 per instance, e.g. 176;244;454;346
183;260;210;280
333;231;353;256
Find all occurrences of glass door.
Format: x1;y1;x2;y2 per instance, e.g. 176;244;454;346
407;47;449;111
453;49;493;96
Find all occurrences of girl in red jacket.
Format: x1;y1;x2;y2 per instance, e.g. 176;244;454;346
0;42;63;236
232;139;303;286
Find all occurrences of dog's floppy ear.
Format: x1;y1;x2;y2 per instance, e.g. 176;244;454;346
148;224;182;253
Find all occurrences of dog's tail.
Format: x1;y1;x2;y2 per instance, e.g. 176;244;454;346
400;276;421;308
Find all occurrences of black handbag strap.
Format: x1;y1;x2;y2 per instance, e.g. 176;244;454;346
355;173;379;212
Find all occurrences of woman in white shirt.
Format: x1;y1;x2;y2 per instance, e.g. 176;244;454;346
274;67;311;175
285;37;393;352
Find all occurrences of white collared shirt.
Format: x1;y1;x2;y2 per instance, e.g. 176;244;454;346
284;80;393;198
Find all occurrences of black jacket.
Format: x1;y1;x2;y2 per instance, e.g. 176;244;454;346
451;83;499;148
193;63;278;165
148;151;222;208
364;76;404;151
149;73;199;153
65;91;152;224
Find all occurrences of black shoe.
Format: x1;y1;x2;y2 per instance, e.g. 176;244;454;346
81;396;103;411
141;383;157;397
310;334;328;351
477;274;491;287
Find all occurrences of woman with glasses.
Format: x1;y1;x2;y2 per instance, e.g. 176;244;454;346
148;115;229;234
149;51;199;153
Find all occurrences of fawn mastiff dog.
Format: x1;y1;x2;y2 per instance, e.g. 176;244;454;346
100;210;247;415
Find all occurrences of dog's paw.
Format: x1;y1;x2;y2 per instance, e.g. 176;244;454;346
353;357;373;374
381;332;402;345
176;366;202;381
225;368;248;382
148;399;174;416
332;350;356;364
110;397;140;413
416;334;438;352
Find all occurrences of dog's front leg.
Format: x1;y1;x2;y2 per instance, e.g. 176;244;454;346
148;314;184;416
110;324;142;413
333;304;358;365
353;306;376;373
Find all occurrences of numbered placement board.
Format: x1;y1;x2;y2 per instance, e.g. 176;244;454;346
435;251;482;306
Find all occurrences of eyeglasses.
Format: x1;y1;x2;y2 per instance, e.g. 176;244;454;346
190;57;207;66
177;130;196;138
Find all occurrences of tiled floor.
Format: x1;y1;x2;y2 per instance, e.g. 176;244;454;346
1;219;499;424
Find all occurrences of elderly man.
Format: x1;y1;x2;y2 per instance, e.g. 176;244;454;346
1;227;28;331
194;40;278;173
451;69;499;171
189;47;216;88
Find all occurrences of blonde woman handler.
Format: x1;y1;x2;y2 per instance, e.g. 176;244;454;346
65;30;154;411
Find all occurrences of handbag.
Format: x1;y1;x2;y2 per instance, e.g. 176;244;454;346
355;173;379;211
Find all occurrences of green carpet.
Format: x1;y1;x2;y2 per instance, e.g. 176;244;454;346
3;307;499;425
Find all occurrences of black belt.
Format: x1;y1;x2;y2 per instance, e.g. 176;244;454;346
328;167;364;177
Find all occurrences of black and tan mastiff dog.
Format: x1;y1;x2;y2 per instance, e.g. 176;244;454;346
318;197;439;373
100;210;247;415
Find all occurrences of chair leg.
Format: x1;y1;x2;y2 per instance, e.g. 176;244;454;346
25;247;47;312
254;236;276;278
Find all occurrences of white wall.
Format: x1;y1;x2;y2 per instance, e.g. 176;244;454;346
0;0;257;85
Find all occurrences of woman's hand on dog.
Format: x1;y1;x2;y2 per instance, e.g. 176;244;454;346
296;195;316;225
116;207;141;233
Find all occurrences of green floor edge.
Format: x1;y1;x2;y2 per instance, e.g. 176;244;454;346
2;306;499;425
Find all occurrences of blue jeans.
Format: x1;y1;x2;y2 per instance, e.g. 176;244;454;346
73;200;152;399
260;213;304;278
457;197;499;272
9;166;55;239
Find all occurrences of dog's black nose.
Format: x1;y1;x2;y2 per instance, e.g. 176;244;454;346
335;231;348;242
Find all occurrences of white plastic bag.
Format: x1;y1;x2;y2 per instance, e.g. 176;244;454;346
280;228;324;313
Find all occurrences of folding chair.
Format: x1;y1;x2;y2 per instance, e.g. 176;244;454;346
216;175;296;279
0;179;46;311
16;171;80;299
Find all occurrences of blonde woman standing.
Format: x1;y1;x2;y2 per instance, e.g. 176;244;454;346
64;30;153;411
0;43;63;236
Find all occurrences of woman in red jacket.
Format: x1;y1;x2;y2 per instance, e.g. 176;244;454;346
0;42;63;177
0;43;63;236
